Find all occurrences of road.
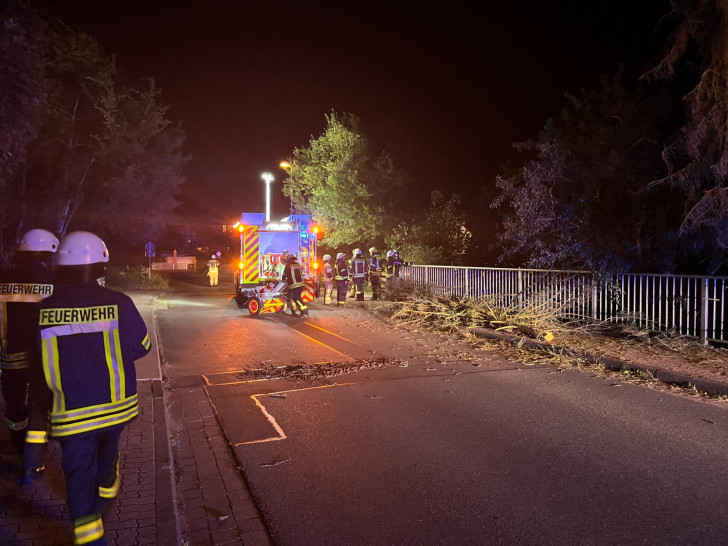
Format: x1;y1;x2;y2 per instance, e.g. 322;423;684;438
156;272;728;544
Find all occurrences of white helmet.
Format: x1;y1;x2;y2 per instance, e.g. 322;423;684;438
18;229;59;252
211;254;216;259
336;252;345;260
281;250;290;260
386;250;394;258
369;247;377;255
352;248;362;257
323;254;331;261
56;231;109;266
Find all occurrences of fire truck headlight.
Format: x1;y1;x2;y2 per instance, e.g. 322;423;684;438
238;261;243;269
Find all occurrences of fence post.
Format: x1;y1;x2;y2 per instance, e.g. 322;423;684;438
701;277;709;345
464;268;469;298
517;270;523;310
592;274;598;321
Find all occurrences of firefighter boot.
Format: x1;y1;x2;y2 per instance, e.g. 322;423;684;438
324;289;332;305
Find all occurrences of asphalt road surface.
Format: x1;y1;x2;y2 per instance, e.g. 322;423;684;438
156;272;728;544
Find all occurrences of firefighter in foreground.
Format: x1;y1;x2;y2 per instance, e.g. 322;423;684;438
282;252;309;317
334;252;349;306
368;247;382;301
0;229;57;455
349;248;367;301
321;254;334;305
27;231;151;545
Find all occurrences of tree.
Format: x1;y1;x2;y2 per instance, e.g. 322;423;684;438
644;0;728;272
282;111;404;249
4;23;187;256
491;72;678;273
0;0;47;262
386;191;473;266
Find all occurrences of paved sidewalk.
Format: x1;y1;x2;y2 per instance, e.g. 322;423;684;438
0;291;272;545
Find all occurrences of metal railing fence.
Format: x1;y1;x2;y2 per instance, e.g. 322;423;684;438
401;265;728;345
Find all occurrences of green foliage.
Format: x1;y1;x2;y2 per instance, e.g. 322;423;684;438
2;22;187;259
106;264;169;291
491;73;677;273
0;0;47;261
644;0;728;273
282;111;404;248
387;191;474;265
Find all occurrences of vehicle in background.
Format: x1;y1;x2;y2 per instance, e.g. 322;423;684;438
232;212;318;315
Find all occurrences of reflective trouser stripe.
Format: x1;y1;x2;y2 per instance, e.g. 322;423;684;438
26;429;48;444
99;459;120;499
74;515;103;544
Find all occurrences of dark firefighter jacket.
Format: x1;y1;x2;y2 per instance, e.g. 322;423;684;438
368;254;381;277
335;260;349;280
282;260;304;288
0;262;55;371
32;282;151;438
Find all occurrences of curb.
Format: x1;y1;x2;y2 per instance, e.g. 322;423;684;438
469;327;728;397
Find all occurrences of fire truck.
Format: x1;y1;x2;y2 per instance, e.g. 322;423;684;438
233;212;319;315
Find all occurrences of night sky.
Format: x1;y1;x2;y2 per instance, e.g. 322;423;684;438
43;0;671;225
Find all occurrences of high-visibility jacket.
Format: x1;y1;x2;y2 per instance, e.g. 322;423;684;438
350;258;367;279
283;261;304;288
0;262;55;371
322;262;334;281
385;256;395;278
36;283;151;437
334;260;349;280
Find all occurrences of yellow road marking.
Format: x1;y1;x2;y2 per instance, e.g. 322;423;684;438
283;324;355;361
301;322;366;347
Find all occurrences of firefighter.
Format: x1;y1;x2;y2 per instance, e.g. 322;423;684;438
384;250;400;300
368;247;382;301
392;249;404;278
282;253;308;317
321;254;334;305
385;250;396;278
28;231;151;545
334;253;349;306
206;254;219;286
0;229;57;455
349;248;367;301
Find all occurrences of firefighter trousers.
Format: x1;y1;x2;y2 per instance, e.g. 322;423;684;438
59;425;124;544
336;280;348;305
352;277;365;301
370;273;381;300
1;367;30;451
323;280;333;304
288;286;308;316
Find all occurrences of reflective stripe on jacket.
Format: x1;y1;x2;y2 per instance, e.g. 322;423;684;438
351;258;367;278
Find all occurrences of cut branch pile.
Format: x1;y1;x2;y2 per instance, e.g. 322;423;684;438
389;294;568;341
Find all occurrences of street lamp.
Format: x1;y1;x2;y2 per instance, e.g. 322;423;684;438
279;161;293;216
261;172;274;222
